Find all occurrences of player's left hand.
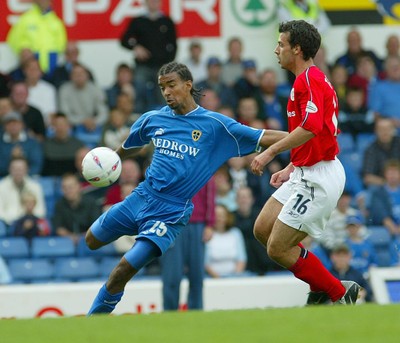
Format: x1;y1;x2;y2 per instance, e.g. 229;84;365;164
251;150;274;176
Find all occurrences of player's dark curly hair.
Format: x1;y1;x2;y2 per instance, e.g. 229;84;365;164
158;61;203;100
279;20;321;61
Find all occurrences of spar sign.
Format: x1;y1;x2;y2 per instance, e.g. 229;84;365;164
0;0;221;41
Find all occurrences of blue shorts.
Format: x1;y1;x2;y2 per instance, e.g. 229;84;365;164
90;182;193;255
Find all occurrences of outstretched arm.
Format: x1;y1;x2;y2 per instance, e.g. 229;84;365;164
259;129;289;148
115;145;145;160
252;127;314;175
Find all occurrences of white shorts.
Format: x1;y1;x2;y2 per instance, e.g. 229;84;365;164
273;158;346;239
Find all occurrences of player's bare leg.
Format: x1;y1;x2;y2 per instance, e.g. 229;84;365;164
253;196;283;246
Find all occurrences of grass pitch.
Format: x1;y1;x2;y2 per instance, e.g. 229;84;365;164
1;304;400;343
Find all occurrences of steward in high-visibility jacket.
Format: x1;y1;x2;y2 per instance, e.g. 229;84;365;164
6;3;67;75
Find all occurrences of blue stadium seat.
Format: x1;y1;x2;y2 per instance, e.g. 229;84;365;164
36;176;63;218
367;226;391;247
355;133;375;155
76;236;118;258
337;132;355;153
339;151;363;176
98;256;121;278
31;237;75;259
54;257;100;281
367;226;399;267
0;237;29;259
8;258;54;284
0;220;7;237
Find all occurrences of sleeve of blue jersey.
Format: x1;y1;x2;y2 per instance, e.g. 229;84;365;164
122;112;153;149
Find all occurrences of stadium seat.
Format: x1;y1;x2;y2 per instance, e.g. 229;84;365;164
8;258;54;284
0;237;30;259
339;151;363;176
76;236;118;258
355;133;375;155
337;132;355;153
54;257;100;281
367;226;391;247
31;236;75;259
36;176;63;218
98;256;121;278
0;220;7;237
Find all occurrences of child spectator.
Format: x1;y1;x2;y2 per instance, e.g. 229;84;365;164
344;214;376;277
329;244;374;303
100;108;131;151
12;191;51;241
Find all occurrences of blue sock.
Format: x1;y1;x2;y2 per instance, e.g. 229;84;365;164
87;284;124;316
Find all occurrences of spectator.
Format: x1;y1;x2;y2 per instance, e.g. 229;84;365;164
53;173;101;244
317;191;360;252
330;63;349;108
58;63;108;147
0;97;13;125
161;179;216;310
221;37;244;87
195;57;235;107
384;34;399;59
0;157;46;226
41;113;85;176
236;97;260;126
12;191;51;242
234;186;283;275
120;0;177;112
362;117;400;187
214;164;238;212
329;244;374;303
347;55;380;106
49;41;95;89
205;204;247;278
115;92;141;125
23;57;57;124
102;159;142;212
10;81;46;141
334;27;382;76
338;86;375;137
368;55;400;129
0;71;11;98
198;88;221;112
182;40;207;84
100;108;131;151
258;69;289;130
6;0;67;76
105;63;135;110
367;159;400;236
7;48;35;82
314;45;332;79
344;214;376;277
0;111;43;177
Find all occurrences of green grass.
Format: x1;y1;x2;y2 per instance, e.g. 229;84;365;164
1;304;400;343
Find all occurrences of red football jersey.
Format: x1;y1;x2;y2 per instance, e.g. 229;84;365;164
287;66;340;166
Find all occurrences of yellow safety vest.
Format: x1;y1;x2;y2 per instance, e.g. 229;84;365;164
6;4;67;74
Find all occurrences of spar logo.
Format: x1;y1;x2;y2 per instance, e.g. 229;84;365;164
231;0;278;27
1;0;221;41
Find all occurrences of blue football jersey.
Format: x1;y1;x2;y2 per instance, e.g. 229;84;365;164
123;105;264;199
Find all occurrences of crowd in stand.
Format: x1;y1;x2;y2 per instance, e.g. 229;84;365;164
0;2;400;304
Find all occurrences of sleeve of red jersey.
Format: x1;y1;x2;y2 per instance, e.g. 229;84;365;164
298;75;324;135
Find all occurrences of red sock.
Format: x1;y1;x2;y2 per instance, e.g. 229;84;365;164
289;249;345;301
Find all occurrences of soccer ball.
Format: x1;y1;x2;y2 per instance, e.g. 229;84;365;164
81;147;122;187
